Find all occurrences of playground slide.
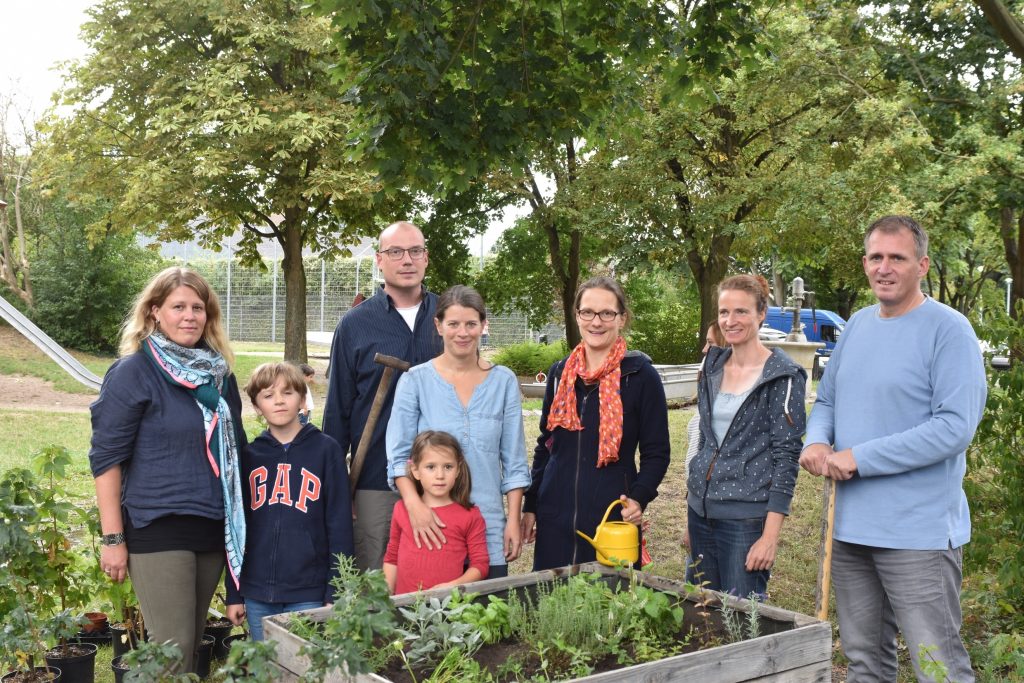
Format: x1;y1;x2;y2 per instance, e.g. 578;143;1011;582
0;294;103;392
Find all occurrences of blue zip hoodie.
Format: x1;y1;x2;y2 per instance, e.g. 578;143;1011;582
226;423;354;605
687;346;806;520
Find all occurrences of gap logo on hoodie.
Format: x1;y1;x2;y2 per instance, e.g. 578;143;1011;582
249;464;322;513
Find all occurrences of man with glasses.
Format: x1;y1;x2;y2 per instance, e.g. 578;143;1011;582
323;221;442;570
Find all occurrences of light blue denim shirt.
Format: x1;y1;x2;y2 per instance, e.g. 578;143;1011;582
386;361;532;566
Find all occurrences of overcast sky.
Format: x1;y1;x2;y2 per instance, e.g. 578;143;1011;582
1;1;93;117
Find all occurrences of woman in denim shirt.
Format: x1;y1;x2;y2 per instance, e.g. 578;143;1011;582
386;286;531;578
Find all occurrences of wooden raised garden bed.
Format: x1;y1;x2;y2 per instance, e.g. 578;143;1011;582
264;562;831;682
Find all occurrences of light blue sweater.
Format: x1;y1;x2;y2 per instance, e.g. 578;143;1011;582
805;298;987;550
386;361;532;566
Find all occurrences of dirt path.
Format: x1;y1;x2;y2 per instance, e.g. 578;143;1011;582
0;374;96;413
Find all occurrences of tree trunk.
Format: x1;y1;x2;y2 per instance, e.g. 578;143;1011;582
834;287;858;321
976;0;1024;62
280;209;308;363
999;205;1023;321
538;211;581;349
13;166;32;306
687;233;734;339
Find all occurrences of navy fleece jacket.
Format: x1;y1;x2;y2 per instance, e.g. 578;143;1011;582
226;423;354;605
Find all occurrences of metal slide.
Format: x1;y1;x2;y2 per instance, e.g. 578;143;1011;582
0;294;103;392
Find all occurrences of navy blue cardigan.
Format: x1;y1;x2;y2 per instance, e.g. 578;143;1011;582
524;351;671;570
89;350;246;530
321;285;442;490
226;423;354;605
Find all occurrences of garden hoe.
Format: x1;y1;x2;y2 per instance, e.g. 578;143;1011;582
349;353;411;496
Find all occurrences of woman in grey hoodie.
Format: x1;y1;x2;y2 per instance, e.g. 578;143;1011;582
685;275;806;599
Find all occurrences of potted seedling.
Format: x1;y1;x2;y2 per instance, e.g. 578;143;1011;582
0;463;86;682
30;448;99;683
213;638;276;682
113;641;198;683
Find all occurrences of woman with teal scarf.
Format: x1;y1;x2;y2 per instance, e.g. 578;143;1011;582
89;267;247;674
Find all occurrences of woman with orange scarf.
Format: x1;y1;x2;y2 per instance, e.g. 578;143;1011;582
521;276;671;570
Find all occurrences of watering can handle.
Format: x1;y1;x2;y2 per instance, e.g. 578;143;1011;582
600;499;625;527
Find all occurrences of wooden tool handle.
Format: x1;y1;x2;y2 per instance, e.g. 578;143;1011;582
815;477;837;621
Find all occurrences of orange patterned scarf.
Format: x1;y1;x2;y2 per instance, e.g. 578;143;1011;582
546;336;627;468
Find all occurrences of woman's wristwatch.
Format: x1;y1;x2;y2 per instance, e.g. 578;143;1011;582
101;532;126;546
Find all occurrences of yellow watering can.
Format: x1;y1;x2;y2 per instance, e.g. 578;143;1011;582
575;499;639;567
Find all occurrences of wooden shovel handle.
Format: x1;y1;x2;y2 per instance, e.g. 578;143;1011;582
815;477;837;622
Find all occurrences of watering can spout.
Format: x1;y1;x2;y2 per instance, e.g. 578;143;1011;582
575;530;598;549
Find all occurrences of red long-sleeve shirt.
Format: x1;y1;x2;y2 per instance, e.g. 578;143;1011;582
383;500;489;594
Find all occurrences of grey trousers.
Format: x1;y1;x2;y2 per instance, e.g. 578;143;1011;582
353;489;401;571
128;550;224;674
832;540;974;683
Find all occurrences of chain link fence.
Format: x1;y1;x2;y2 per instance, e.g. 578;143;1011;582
183;254;544;347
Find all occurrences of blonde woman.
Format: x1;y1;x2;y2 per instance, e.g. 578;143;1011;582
686;275;806;598
89;267;246;674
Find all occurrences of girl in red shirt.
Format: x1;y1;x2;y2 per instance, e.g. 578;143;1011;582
383;431;489;593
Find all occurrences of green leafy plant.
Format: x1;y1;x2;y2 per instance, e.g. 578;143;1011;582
917;644;952;683
0;452;89;676
296;554;397;680
447;592;511;644
492;341;567;377
120;641;198;682
976;632;1024;680
214;637;278;682
397;594;482;667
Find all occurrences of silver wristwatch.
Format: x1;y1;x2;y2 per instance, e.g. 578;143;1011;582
101;532;126;546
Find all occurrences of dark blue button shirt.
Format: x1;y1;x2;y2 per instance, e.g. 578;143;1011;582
322;285;442;490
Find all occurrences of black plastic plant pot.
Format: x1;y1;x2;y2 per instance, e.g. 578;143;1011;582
45;643;97;683
204;618;234;659
71;628;110;647
109;656;128;683
109;624;140;660
2;666;62;682
195;634;216;680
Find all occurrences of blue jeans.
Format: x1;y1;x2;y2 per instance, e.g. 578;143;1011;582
245;599;323;641
832;541;973;683
685;507;769;599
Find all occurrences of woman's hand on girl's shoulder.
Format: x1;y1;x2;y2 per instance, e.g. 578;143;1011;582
407;497;447;549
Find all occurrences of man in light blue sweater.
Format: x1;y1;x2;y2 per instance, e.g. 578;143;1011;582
800;216;987;683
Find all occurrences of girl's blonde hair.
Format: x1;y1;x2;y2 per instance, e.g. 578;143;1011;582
119;266;233;367
409;430;472;509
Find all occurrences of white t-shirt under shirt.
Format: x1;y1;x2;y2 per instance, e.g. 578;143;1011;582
396;302;421;331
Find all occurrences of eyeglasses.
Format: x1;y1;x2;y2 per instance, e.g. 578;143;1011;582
379;246;427;261
577;309;622;322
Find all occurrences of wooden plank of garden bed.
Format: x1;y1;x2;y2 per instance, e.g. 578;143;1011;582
569;622;832;683
745;659;833;682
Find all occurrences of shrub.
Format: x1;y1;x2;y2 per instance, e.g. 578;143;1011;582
493;341;567;377
965;315;1024;634
623;272;702;364
32;197;162;353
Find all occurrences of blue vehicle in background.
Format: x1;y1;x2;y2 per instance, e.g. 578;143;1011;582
763;306;846;356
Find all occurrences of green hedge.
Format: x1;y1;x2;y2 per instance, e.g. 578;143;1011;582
493;341;568;377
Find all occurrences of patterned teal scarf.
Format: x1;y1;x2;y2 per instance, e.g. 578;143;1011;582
144;333;245;589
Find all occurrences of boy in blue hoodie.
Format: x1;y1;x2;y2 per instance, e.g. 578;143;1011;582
226;362;354;640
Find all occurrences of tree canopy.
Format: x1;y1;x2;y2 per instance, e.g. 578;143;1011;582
46;0;391;361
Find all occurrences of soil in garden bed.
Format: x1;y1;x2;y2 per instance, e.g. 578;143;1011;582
379;634;710;683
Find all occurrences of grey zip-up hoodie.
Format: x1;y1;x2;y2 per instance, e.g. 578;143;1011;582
687;346;807;520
